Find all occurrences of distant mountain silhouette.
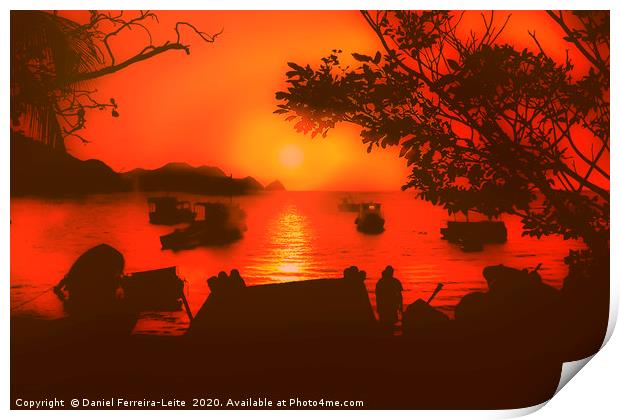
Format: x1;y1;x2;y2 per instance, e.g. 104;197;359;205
127;162;227;178
121;163;265;195
265;180;286;191
11;132;285;197
11;132;126;196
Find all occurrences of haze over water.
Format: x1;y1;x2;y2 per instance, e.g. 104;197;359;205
10;191;583;335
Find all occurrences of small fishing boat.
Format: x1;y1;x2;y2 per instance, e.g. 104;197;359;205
148;196;196;225
440;219;507;251
338;196;361;212
355;202;385;234
160;202;247;250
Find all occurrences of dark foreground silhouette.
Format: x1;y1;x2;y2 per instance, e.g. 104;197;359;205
11;247;609;409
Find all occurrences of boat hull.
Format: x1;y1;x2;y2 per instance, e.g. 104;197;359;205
355;214;385;234
440;221;507;244
160;223;244;250
149;209;196;225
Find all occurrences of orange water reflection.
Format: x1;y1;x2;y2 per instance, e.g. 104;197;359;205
264;205;312;282
11;191;585;335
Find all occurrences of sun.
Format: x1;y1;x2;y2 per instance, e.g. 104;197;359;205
279;144;304;168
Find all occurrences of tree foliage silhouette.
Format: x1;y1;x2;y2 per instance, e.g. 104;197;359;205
276;11;609;252
11;10;221;150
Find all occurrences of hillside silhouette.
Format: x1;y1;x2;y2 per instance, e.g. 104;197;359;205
265;180;286;191
11;132;284;196
11;132;126;196
122;162;265;195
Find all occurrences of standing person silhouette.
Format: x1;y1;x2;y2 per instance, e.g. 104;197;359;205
375;265;403;332
229;269;246;289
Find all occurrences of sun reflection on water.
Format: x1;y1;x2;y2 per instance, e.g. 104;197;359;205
264;205;312;282
11;192;586;335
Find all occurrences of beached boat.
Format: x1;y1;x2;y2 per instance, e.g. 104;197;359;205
122;266;187;312
160;202;247;250
189;276;377;339
338;196;361;212
440;220;507;248
148;196;196;225
355;202;385;234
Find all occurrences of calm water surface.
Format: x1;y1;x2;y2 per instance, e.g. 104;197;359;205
11;191;583;335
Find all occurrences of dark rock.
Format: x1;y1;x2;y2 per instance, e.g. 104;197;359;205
265;180;286;191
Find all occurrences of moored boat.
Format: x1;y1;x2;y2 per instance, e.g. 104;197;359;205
440;220;507;247
355;202;385;234
160;202;247;250
338;196;361;212
148;196;196;225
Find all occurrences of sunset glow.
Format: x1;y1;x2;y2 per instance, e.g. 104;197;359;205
10;9;610;409
52;10;599;191
279;144;304;168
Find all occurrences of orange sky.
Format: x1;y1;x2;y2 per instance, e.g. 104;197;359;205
63;10;598;191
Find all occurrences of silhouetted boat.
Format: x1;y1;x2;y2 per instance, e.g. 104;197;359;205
459;238;484;252
122;266;186;312
355;202;385;234
338;196;361;212
189;276;378;339
440;220;507;248
148;196;195;225
160;202;247;250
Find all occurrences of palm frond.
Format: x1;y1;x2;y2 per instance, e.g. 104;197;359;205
11;11;101;150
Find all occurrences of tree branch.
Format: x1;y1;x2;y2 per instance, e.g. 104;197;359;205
546;10;608;76
67;42;187;83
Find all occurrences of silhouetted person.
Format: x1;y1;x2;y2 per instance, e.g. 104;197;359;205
217;271;230;293
375;265;403;331
54;244;136;336
344;266;367;282
229;269;246;289
207;275;219;293
207;271;236;295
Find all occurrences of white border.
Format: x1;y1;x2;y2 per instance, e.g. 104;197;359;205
3;1;618;419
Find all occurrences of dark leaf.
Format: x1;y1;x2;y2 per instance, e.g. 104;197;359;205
352;52;373;62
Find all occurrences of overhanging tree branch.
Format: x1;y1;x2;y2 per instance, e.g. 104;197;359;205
68;42;187;83
66;13;222;84
11;10;221;148
277;10;609;247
